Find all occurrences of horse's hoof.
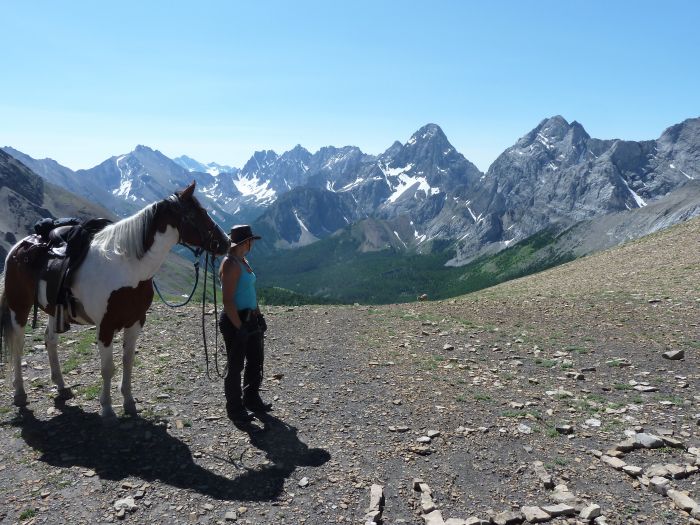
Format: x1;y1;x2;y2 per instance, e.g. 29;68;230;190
123;401;138;417
101;407;118;422
56;388;75;402
13;392;28;407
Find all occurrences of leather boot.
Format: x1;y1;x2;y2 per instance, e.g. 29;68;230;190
243;391;272;412
226;403;254;423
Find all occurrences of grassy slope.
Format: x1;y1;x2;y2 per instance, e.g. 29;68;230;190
252;227;575;304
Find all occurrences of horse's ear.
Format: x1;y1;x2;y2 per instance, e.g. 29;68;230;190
179;181;196;200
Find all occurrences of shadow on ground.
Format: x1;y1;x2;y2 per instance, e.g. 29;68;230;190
9;405;330;501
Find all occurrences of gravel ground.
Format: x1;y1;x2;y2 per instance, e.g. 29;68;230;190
1;217;699;525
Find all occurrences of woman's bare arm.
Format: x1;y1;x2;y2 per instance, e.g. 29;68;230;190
221;257;242;328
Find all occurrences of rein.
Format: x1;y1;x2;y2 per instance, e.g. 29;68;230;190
152;245;203;308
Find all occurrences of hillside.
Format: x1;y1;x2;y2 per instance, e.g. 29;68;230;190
0;150;115;261
1;217;698;524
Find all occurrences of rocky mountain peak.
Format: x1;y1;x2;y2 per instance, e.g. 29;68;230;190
656;117;700;157
241;150;279;175
406;123;449;148
133;144;156;155
280;145;312;164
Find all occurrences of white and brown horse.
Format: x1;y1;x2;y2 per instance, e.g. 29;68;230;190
1;182;229;419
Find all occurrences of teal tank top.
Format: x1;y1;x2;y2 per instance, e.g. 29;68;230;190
234;260;257;310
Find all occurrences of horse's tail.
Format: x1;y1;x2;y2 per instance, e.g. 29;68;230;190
0;270;9;368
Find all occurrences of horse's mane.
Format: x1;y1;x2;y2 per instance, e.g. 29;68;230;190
91;201;163;259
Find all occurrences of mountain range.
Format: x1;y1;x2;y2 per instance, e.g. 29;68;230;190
2;116;698;301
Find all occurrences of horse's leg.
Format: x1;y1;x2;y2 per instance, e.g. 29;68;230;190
45;315;73;403
98;338;117;419
7;310;28;407
121;323;142;416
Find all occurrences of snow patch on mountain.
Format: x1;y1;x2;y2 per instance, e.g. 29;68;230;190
233;175;276;203
388;174;435;203
112;155;140;201
619;176;647;208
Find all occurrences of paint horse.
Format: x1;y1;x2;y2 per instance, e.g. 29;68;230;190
1;182;229;419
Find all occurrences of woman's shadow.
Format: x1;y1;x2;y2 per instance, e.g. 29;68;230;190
10;406;329;501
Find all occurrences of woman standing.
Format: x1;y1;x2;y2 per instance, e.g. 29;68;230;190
219;225;271;423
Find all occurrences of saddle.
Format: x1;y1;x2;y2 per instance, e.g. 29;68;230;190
27;217;113;332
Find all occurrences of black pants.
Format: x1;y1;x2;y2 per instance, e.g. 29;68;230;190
219;311;264;411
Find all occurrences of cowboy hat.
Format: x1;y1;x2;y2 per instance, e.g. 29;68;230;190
229;224;262;246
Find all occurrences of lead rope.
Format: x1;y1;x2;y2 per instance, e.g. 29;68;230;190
201;252;227;379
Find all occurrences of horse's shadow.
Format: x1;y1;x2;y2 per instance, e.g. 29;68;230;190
10;406;330;501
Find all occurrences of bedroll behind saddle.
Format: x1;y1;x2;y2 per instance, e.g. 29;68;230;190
29;217;113;332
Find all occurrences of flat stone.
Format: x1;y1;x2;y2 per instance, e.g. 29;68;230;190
601;455;626;470
424;509;446;525
224;511;237;521
645;464;670;477
635;433;664;448
493;510;523;524
665;463;688;479
614;437;637;452
518;423;533;434
667;489;698;512
634;385;658;392
298;477;309;487
413;478;426;490
555;424;574;435
427;429;441;438
580;504;602;520
623;465;643;477
663;350;685;360
421;493;436;513
604;449;624;458
551;486;577;504
650;476;670;495
521;505;550;522
114;496;137;512
368;484;384;512
661;435;685;448
417;482;432;494
542;503;576;517
464;519;491;525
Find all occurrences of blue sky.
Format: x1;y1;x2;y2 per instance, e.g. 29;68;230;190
1;1;698;172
